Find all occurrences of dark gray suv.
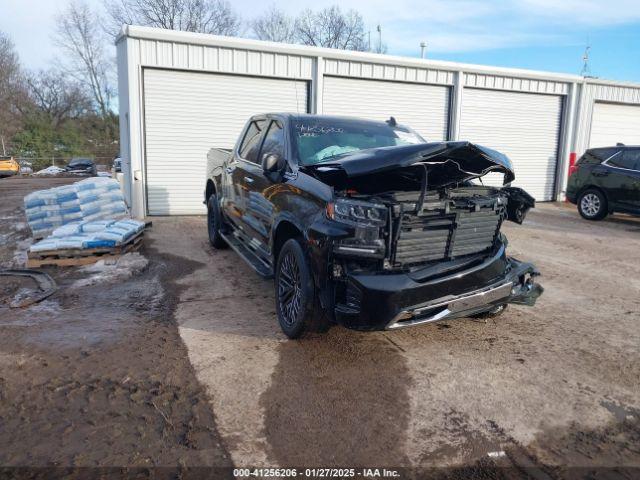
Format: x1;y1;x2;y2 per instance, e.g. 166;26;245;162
566;145;640;220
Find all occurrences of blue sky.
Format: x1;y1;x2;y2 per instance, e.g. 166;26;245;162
1;0;640;82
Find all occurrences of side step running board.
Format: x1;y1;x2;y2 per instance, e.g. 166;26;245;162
220;231;274;278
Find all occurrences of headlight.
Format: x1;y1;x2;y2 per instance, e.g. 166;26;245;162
327;198;387;258
327;198;387;227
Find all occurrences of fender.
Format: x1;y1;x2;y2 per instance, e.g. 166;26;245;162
271;213;308;247
501;186;535;224
579;184;612;211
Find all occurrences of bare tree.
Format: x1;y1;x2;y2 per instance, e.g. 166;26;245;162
26;69;91;128
55;1;114;119
106;0;241;36
0;32;30;153
0;33;20;93
251;5;295;43
294;6;367;51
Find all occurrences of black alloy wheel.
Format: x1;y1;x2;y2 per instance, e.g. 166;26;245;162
278;250;302;328
275;238;316;338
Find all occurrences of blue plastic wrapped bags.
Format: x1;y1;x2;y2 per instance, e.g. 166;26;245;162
24;177;128;238
30;219;146;253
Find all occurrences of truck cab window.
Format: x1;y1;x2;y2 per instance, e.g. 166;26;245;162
240;120;266;163
260;120;285;159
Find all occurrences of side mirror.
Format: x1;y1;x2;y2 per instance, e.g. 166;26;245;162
262;153;284;173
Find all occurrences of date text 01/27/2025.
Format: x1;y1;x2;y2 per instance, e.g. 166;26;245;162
233;468;401;478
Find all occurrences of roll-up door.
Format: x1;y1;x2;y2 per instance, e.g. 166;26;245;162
322;76;450;141
590;102;640;148
459;88;563;201
143;69;308;215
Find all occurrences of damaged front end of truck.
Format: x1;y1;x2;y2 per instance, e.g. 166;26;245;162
304;141;543;331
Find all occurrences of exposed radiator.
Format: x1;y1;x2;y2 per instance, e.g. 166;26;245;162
451;211;501;257
393;208;501;266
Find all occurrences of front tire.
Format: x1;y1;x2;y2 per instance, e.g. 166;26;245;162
471;304;508;319
578;189;607;220
207;194;227;248
275;238;317;339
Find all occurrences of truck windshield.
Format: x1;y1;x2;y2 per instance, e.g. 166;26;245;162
293;119;425;165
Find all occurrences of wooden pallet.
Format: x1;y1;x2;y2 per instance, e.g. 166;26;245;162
27;232;144;268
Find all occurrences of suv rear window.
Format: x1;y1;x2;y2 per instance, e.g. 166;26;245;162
608;149;640;170
579;148;618;165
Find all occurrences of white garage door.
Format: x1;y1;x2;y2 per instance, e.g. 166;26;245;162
459;88;563;201
590;102;640;148
144;69;308;215
322;77;450;141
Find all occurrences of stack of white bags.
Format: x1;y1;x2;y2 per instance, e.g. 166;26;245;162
24;177;127;239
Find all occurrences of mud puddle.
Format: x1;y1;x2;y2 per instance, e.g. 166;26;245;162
0;243;233;469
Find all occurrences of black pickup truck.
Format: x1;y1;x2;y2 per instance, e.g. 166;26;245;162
205;114;543;338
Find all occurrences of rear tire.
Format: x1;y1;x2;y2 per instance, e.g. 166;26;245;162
207;194;227;248
275;238;318;339
578;189;607;221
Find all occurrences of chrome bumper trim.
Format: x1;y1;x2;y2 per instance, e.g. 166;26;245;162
386;281;513;330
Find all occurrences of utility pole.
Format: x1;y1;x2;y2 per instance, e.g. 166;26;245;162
581;45;591;77
581;35;592;77
420;42;427;59
376;25;382;54
1;136;6;157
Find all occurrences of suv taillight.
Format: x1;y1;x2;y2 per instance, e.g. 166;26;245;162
568;152;578;177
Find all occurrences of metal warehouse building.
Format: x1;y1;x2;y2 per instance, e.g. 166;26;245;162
116;25;640;218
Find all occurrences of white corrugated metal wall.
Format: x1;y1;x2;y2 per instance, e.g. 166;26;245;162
117;26;640;217
144;69;308;214
589;102;640;148
574;83;640;156
322;77;451;141
459;89;563;201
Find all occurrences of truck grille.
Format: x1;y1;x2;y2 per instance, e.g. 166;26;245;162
451;211;501;257
393;209;501;266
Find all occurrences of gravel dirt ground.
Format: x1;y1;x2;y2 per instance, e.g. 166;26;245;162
156;197;640;476
0;177;232;472
1;176;639;477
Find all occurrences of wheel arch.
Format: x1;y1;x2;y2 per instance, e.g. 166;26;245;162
205;179;216;203
272;219;304;262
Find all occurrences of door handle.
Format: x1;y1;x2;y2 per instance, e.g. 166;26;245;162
593;170;610;177
244;176;254;184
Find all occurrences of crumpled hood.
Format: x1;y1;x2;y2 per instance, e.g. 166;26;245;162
304;141;515;185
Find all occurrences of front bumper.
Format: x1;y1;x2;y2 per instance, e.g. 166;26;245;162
334;245;543;331
0;169;18;177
